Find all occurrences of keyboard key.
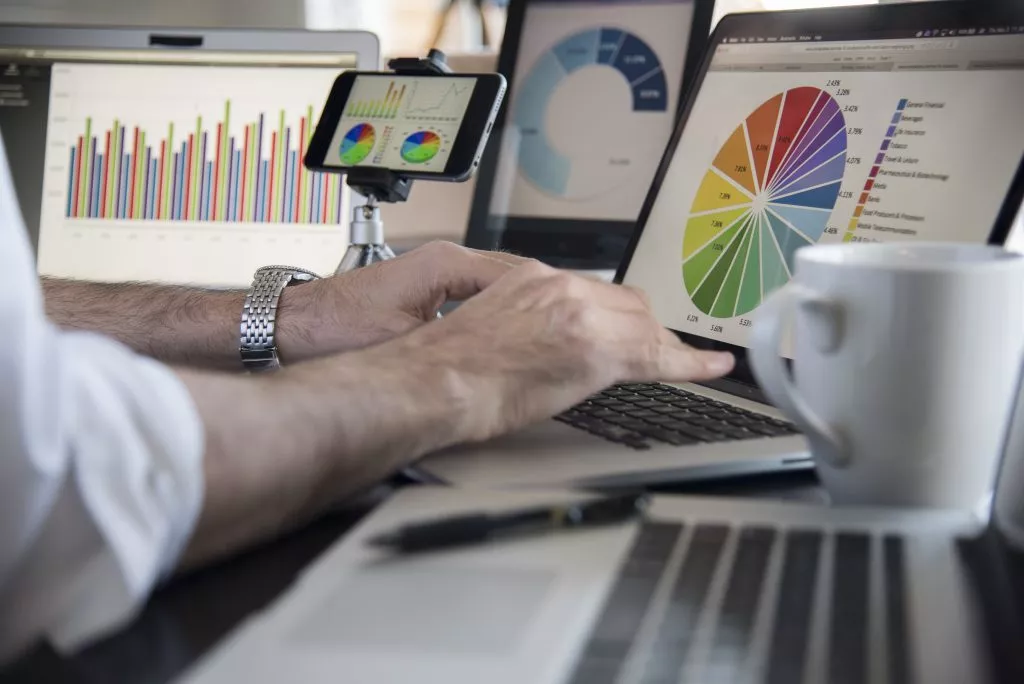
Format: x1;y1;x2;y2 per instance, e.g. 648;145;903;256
622;408;661;419
883;536;912;684
652;405;683;415
633;400;666;409
766;530;823;684
831;533;870;684
644;415;681;426
591;398;631;409
663;423;720;442
671;400;703;410
637;390;673;398
639;428;699;446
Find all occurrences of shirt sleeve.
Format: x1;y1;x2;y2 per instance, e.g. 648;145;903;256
0;136;205;663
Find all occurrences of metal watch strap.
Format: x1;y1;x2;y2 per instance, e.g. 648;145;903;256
240;266;320;371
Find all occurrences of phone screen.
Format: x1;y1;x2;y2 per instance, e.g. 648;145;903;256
321;74;479;174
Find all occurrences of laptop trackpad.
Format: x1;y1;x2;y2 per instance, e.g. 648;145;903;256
291;564;556;654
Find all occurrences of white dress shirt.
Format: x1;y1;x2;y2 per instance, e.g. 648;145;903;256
0;136;204;663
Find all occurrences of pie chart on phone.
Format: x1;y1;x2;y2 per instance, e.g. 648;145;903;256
339;123;375;165
682;87;847;318
401;130;441;164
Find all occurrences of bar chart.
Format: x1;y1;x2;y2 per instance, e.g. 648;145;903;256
345;80;406;120
39;63;350;286
64;100;343;225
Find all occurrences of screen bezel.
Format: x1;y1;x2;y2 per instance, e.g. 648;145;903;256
463;0;716;268
305;71;506;181
613;0;1024;403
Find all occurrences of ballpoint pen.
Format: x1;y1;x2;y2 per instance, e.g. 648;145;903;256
366;492;651;553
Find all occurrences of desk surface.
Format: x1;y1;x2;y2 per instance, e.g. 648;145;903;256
5;473;822;684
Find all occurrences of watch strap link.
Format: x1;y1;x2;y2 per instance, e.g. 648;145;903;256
240;266;319;371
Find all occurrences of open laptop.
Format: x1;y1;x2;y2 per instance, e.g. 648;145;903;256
179;354;1024;684
0;25;378;287
420;1;1024;489
462;0;714;269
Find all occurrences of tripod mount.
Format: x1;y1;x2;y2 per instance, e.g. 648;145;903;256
335;50;453;275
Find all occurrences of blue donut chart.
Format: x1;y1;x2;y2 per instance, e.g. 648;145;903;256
514;27;668;197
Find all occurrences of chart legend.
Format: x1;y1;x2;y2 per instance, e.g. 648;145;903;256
682;87;847;317
845;98;911;242
345;81;406;120
400;130;441;164
64;100;344;225
339;123;376;165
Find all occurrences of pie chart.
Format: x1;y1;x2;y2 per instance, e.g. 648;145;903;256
683;87;848;318
339;123;375;165
514;27;668;198
400;130;441;164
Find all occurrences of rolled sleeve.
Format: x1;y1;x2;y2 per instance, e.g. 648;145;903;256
0;136;204;663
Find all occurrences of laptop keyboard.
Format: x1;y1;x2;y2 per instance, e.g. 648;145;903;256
554;383;799;450
567;522;911;684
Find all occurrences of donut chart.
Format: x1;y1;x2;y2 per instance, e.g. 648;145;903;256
683;87;847;318
339;123;375;165
514;27;668;198
400;130;441;164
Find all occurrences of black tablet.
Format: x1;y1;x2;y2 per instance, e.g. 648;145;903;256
464;0;715;268
613;0;1024;401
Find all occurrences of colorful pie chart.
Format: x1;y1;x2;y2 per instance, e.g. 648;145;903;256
339;123;375;165
682;87;848;318
400;130;441;164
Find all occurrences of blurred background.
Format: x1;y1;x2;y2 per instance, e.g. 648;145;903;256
0;0;916;58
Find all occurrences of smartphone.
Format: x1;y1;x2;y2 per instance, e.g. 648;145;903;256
305;71;506;182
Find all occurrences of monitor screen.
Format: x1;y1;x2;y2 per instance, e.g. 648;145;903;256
622;29;1024;354
0;46;358;286
321;74;479;173
466;0;706;267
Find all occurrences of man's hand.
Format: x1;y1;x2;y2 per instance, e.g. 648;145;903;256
365;260;736;444
276;241;522;363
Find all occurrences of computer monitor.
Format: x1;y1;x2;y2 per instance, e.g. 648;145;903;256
0;25;378;287
464;0;715;269
617;2;1024;396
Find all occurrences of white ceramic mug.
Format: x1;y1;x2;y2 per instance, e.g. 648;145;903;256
750;243;1024;508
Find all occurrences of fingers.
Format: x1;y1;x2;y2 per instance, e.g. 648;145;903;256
656;346;735;383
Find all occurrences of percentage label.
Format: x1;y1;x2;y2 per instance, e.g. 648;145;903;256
824;226;839;235
826;79;842;87
718;192;732;200
639;89;660;98
839;191;854;199
711;220;723;228
847;127;863;135
623;54;646;65
836;88;851;96
843;105;859;113
847;157;862;165
712;243;725;252
755;143;769;151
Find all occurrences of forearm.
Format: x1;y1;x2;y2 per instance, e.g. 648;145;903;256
175;340;468;568
42;278;245;370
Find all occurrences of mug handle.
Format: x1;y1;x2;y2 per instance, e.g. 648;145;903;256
749;283;849;468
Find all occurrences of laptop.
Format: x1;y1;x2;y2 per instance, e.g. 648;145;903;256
178;354;1024;684
463;0;714;269
0;25;378;287
419;1;1024;489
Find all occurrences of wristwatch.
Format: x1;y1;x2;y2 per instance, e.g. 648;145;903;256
239;265;321;371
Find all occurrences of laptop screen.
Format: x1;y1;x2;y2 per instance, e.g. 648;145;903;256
0;44;359;286
622;28;1024;355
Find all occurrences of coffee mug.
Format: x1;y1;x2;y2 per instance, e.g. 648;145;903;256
750;243;1024;508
